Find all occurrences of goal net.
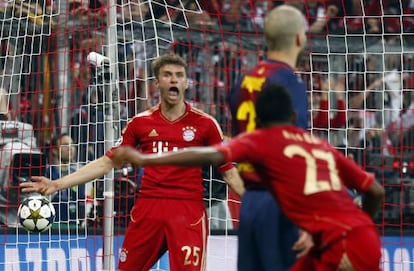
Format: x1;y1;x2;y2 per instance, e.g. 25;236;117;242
0;0;413;270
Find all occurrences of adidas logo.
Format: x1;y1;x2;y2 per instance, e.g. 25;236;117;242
148;129;159;137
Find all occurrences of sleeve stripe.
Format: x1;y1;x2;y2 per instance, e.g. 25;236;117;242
361;172;375;191
190;107;224;139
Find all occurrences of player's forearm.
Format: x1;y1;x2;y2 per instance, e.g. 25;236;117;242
222;167;245;197
362;182;384;218
142;147;225;167
56;156;114;190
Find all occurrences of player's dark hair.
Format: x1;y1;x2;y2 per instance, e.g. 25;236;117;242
255;85;294;126
152;53;188;79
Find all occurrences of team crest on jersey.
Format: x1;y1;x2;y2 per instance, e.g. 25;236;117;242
257;67;265;75
119;248;128;262
182;126;196;142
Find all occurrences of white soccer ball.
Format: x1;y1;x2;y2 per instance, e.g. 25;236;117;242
17;196;56;233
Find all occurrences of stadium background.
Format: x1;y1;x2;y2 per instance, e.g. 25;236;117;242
1;0;414;270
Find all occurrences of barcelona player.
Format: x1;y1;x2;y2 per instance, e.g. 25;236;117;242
228;5;309;270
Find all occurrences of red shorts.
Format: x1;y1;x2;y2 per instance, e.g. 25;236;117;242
118;198;208;271
291;226;382;271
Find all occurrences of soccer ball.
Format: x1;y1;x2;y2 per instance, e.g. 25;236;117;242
17;195;56;233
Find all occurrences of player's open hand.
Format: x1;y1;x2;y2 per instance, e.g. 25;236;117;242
20;176;57;196
292;230;313;258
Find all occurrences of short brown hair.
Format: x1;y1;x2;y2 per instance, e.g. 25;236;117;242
151;53;188;79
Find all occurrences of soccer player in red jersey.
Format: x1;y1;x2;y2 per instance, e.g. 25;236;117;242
111;84;384;271
21;53;245;271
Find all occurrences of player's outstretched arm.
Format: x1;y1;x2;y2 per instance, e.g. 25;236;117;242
112;146;225;167
362;181;384;218
20;156;115;196
112;146;245;196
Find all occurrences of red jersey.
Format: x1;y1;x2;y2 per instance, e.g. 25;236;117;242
107;102;232;201
216;125;375;247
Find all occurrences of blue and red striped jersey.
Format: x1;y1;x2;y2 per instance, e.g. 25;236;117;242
228;59;309;186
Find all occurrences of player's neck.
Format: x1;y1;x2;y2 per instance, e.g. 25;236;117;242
267;51;297;69
259;122;292;129
160;101;186;121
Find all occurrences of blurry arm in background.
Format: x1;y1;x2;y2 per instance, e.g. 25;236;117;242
312;77;346;129
348;77;383;109
309;5;339;33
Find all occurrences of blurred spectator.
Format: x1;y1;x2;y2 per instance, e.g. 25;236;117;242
287;0;343;34
69;0;107;25
70;28;106;105
387;93;414;152
382;54;410;125
344;1;363;32
365;17;381;34
68;0;107;108
348;77;383;110
116;0;225;28
46;133;92;226
184;0;241;27
345;77;383;152
383;68;403;123
0;119;44;227
194;0;225;25
307;1;339;34
364;0;398;32
353;124;392;168
345;114;394;165
362;127;383;154
312;76;346;129
131;0;211;26
113;165;138;227
342;0;375;34
0;87;9;120
1;0;55;27
0;0;8;11
311;76;346;146
363;0;414;34
239;0;275;29
147;0;182;23
70;86;105;163
93;165;141;228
